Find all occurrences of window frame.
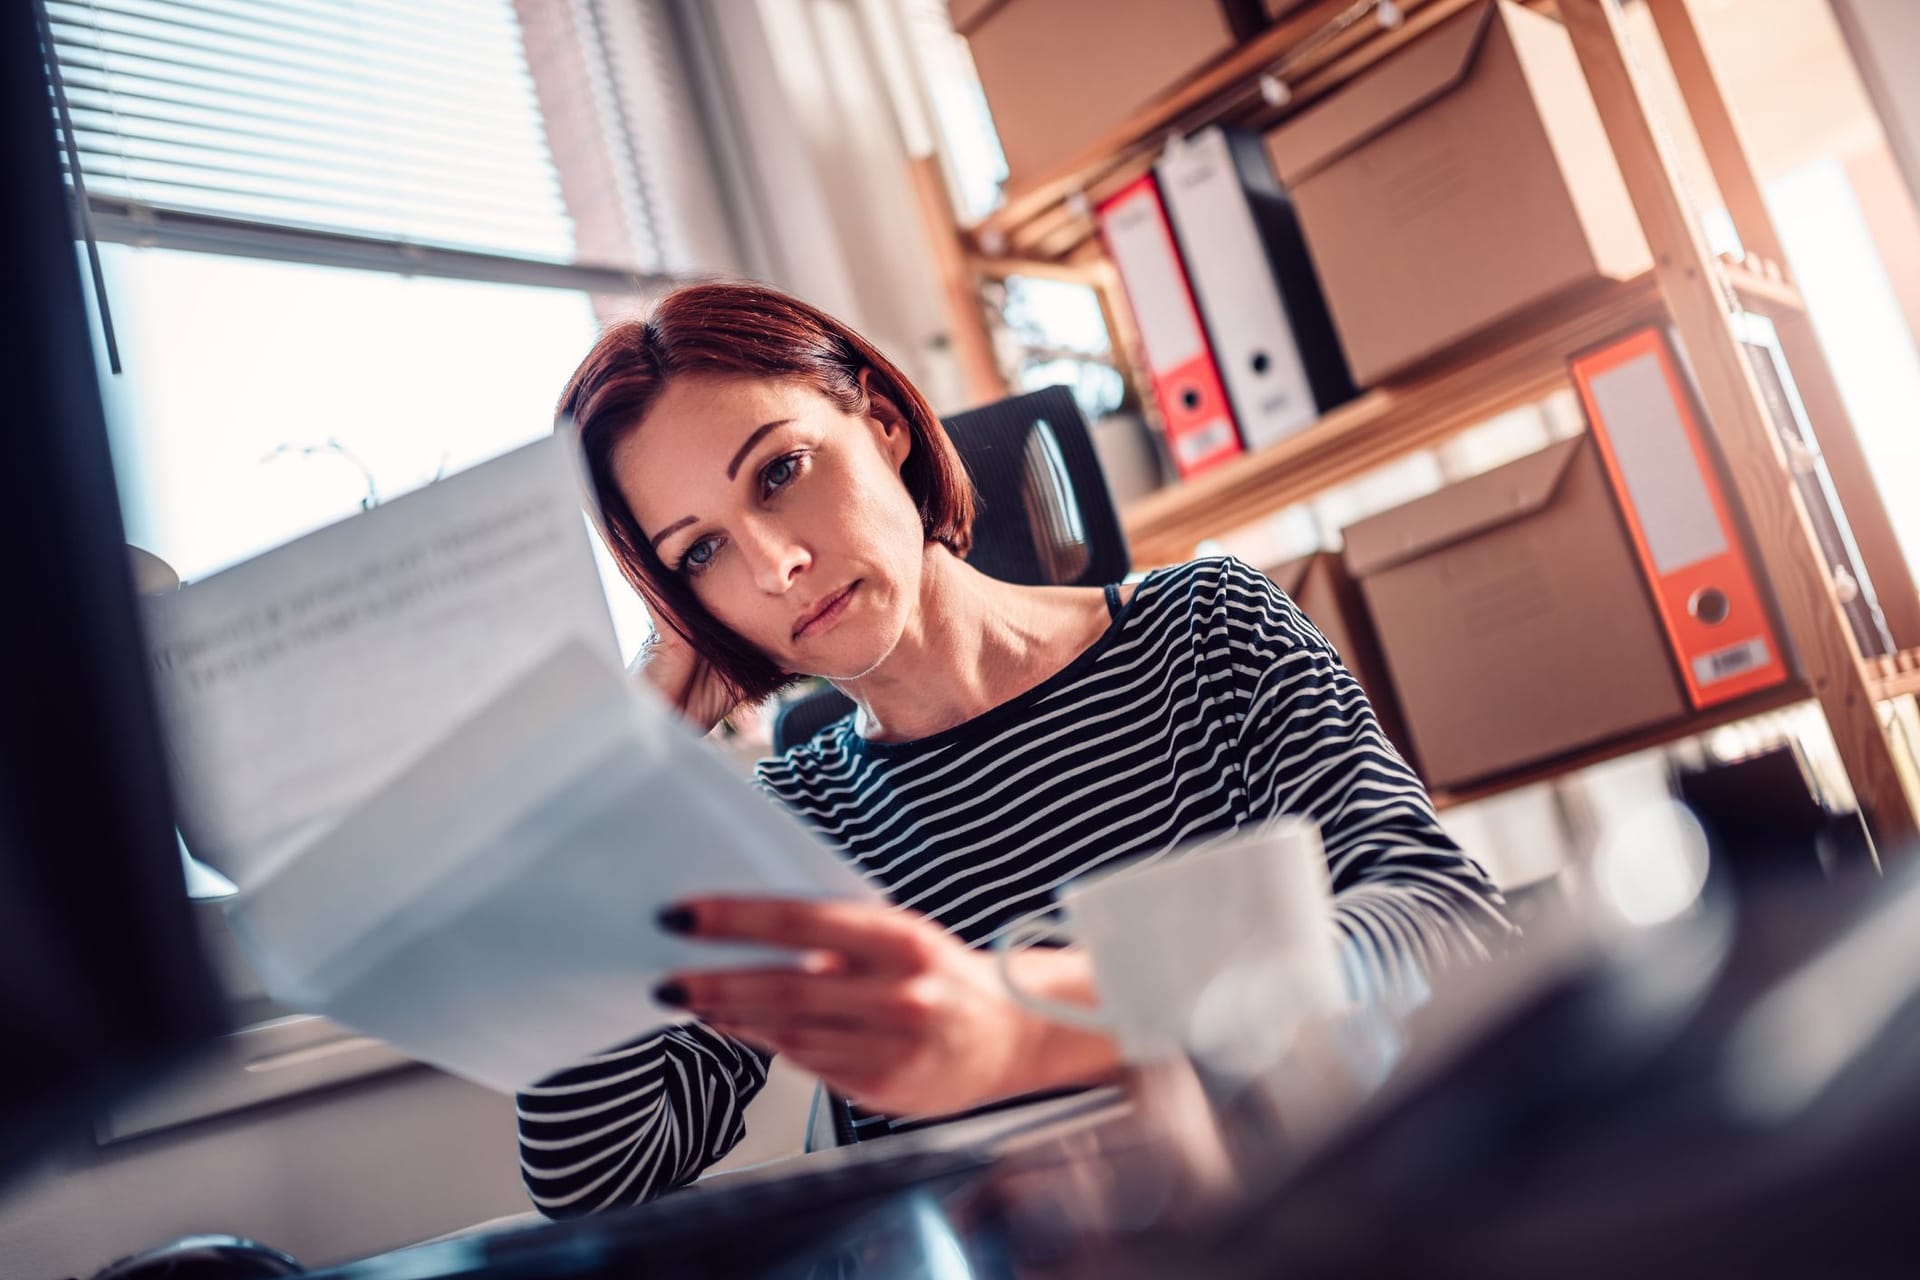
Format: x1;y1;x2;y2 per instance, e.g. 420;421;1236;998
83;193;673;296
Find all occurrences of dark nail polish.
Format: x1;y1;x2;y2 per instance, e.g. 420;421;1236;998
657;905;697;935
654;982;689;1008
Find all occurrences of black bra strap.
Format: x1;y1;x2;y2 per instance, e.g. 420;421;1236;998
1104;583;1122;620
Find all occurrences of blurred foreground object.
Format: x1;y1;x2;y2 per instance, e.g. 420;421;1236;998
1677;743;1877;895
1011;834;1920;1277
1;0;224;1182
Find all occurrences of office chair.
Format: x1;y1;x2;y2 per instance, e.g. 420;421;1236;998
771;386;1132;755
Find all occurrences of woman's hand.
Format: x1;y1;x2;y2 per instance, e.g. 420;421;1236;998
655;897;1119;1117
631;622;738;735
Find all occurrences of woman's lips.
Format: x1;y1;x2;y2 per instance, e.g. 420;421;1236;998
794;582;858;640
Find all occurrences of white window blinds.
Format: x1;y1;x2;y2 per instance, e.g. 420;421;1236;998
46;0;579;261
43;0;741;279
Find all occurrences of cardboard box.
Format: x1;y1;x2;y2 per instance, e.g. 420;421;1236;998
1264;1;1651;387
1342;436;1689;790
953;0;1249;189
1263;551;1414;765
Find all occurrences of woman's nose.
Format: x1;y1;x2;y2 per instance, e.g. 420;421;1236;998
738;519;808;593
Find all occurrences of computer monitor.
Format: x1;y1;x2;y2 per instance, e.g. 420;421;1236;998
1;0;226;1179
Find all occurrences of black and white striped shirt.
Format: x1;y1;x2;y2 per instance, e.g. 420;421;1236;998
516;556;1511;1217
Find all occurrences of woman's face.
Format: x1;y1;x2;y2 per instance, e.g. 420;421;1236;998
612;372;926;680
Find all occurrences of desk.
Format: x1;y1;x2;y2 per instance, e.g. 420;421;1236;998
301;1089;1139;1280
305;871;1920;1278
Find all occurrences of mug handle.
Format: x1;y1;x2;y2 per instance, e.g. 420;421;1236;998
992;919;1112;1032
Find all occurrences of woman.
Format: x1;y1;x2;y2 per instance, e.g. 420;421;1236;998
516;282;1511;1218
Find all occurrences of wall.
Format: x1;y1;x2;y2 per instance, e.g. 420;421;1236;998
0;1069;524;1279
690;0;972;413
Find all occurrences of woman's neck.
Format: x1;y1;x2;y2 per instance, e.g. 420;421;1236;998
833;544;1106;744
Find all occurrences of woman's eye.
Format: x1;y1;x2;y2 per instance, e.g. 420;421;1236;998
681;538;718;574
761;453;802;497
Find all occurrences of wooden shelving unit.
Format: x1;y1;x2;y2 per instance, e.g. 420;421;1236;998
1869;650;1920;703
936;0;1920;851
1120;264;1790;567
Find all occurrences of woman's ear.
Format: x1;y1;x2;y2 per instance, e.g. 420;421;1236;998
857;367;912;472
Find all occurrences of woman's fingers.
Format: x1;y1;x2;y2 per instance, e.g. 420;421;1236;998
663;897;932;973
666;967;931;1033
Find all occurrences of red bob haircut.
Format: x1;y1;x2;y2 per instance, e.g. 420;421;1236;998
560;281;976;707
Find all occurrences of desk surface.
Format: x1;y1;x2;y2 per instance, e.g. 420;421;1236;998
308;1088;1135;1279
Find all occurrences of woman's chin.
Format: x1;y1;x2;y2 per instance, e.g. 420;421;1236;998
787;606;907;681
788;634;892;684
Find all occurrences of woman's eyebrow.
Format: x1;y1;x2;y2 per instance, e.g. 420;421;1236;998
725;419;794;480
649;516;695;550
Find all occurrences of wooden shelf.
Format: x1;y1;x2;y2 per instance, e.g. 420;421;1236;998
1715;254;1802;314
1119;264;1797;569
1432;643;1920;810
1868;649;1920;702
1429;681;1814;810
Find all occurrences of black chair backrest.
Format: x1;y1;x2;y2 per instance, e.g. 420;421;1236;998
770;682;865;757
771;387;1130;754
943;385;1131;589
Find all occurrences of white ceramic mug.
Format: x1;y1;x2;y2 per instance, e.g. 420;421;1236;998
994;818;1346;1070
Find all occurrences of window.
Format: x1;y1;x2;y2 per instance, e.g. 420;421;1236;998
95;247;600;576
1767;157;1920;572
45;0;733;659
993;274;1127;425
48;0;575;257
43;0;745;1131
897;0;1008;222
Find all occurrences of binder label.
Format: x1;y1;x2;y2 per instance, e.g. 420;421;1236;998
1693;638;1772;687
1173;418;1238;468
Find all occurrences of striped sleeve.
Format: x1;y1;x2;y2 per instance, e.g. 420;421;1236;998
1212;558;1515;1007
514;1022;770;1218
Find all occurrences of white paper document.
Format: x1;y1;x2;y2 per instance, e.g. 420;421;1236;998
144;434;624;884
146;437;874;1093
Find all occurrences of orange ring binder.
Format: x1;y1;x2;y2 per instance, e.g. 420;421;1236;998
1572;326;1790;709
